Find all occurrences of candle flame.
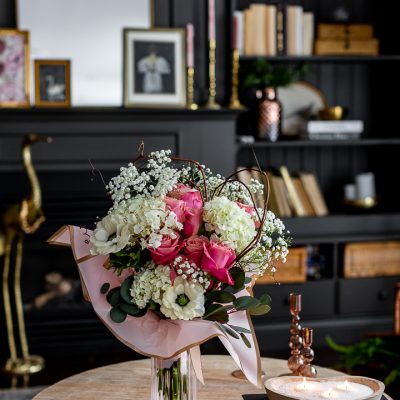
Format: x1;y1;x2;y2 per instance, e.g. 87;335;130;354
302;377;307;389
345;380;349;390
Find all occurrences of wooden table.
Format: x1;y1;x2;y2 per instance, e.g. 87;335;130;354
33;355;392;399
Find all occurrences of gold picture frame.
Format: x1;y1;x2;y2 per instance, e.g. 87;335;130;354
34;59;71;107
0;29;30;108
123;28;187;108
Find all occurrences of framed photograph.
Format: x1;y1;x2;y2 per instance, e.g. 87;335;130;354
0;29;29;108
34;60;71;107
123;28;186;108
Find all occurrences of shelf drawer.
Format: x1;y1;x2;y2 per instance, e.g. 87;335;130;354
338;277;399;315
253;280;335;319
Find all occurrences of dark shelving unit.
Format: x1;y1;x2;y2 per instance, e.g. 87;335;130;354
235;0;400;352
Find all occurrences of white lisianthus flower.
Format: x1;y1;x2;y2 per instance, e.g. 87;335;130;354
160;277;205;320
130;263;171;309
90;212;130;255
203;196;257;252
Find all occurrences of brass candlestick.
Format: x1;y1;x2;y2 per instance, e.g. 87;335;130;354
187;67;198;110
288;293;304;374
205;39;221;109
229;49;244;109
297;327;317;378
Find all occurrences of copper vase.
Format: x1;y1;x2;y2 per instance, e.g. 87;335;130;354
256;87;281;142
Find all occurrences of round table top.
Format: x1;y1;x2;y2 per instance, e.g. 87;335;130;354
33;355;392;400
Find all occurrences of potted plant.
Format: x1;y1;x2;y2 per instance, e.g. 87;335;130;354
242;60;308;141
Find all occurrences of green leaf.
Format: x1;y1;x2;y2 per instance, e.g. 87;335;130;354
100;282;110;294
120;276;134;303
230;267;245;290
240;332;252;348
119;303;141;316
110;306;127;323
203;303;234;320
228;324;252;334
210;312;229;324
107;287;121;307
206;290;235;304
244;277;253;284
259;293;272;306
233;296;260;311
218;323;240;339
249;304;271;316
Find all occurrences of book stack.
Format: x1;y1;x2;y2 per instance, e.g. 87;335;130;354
235;4;314;56
237;166;328;218
315;23;379;56
306;120;364;140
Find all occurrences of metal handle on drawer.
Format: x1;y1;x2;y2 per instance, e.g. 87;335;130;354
377;290;388;301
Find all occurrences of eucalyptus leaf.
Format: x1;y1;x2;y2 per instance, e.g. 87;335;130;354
203;303;234;320
100;282;110;294
233;296;260;311
249;304;271;316
110;306;127;323
228;324;252;334
218;323;240;339
119;303;140;316
259;293;272;306
120;276;134;303
107;288;121;307
206;290;235;304
240;332;252;348
230;267;245;290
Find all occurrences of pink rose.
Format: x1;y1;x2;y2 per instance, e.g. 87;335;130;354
148;235;183;265
169;184;203;209
184;235;209;265
201;241;236;285
183;207;202;237
163;196;186;223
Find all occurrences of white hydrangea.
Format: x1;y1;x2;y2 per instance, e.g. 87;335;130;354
130;262;171;309
90;210;131;255
160;277;205;320
203;196;257;252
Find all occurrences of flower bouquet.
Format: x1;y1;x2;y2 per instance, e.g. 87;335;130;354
48;149;290;399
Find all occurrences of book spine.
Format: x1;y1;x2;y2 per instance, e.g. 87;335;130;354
280;166;305;217
234;11;244;56
276;3;286;55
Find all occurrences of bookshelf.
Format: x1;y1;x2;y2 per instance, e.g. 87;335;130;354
233;0;400;356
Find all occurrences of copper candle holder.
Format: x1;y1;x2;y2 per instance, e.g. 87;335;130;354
297;327;317;378
288;293;304;374
205;39;221;109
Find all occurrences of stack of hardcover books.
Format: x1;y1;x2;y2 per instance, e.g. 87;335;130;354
306;120;364;140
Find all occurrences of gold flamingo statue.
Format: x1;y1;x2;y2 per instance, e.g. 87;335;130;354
0;134;52;385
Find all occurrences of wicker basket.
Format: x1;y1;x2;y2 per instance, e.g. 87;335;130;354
257;247;307;285
344;241;400;278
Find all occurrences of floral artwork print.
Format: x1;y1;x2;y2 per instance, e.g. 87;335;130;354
0;33;27;104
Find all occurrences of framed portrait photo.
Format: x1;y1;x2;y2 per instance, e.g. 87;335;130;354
123;28;186;108
0;29;30;108
34;60;71;107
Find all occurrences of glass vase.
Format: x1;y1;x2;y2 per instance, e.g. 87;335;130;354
256;87;281;142
151;351;197;400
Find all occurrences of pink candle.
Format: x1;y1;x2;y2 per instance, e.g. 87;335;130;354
232;13;239;49
208;0;216;41
186;23;194;68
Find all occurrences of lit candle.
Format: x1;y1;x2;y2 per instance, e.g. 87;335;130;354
336;380;349;391
356;172;376;199
208;0;216;41
296;378;308;391
186;23;194;68
232;13;239;50
322;389;338;398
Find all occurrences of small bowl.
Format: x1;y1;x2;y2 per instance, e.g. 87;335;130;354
264;376;385;400
344;196;378;209
318;106;345;120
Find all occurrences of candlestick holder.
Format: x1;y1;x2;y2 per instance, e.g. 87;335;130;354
205;39;221;109
186;67;198;110
297;327;317;378
288;293;304;374
229;49;244;110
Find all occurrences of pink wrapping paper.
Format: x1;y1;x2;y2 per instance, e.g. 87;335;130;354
48;225;262;387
